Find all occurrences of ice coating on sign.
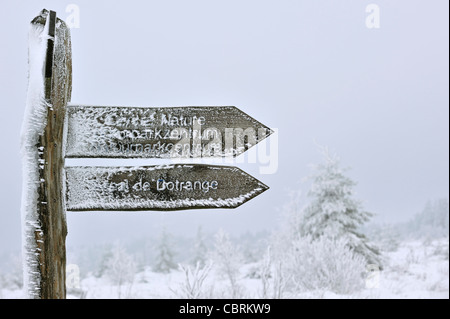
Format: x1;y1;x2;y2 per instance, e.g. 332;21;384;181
65;105;273;158
65;164;269;210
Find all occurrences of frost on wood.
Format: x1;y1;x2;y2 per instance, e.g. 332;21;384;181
65;105;273;158
20;9;71;299
65;164;268;211
20;11;50;299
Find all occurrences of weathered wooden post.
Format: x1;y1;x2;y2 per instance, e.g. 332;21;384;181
21;9;71;299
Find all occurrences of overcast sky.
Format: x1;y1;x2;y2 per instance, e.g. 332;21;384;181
0;0;448;253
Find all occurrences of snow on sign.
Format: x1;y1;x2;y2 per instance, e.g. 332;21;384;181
66;164;269;211
66;105;273;158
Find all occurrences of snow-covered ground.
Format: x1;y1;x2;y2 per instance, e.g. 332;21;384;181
359;238;449;299
2;237;447;299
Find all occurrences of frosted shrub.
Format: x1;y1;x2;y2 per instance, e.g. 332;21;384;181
258;247;289;299
210;230;244;298
104;242;136;298
286;236;366;294
173;261;213;299
259;247;271;299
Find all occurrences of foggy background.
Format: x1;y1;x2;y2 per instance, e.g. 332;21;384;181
0;0;448;256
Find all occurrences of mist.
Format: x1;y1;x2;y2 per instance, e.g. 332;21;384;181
0;0;448;256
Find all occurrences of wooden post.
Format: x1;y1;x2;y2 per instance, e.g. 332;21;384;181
29;9;72;299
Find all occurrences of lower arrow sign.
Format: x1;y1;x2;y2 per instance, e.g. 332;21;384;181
65;164;268;211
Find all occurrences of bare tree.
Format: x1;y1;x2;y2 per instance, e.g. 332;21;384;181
104;241;136;299
210;229;243;298
259;247;271;299
272;260;288;299
172;261;214;299
259;246;289;299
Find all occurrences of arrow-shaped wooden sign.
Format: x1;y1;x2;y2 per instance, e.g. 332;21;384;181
65;105;272;158
65;164;268;211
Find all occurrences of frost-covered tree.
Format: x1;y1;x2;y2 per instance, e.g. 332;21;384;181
258;247;289;299
373;222;400;252
96;244;113;278
104;241;136;299
154;226;177;273
271;189;303;259
410;199;449;238
210;229;243;298
300;150;381;267
173;261;214;299
192;226;208;267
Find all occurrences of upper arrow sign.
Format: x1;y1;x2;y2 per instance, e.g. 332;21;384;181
65;164;268;211
65;105;273;158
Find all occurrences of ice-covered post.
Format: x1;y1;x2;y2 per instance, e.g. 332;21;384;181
21;9;72;299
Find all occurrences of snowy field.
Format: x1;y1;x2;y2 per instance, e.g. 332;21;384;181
1;237;447;299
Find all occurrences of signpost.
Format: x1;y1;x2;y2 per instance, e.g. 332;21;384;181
22;9;272;299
